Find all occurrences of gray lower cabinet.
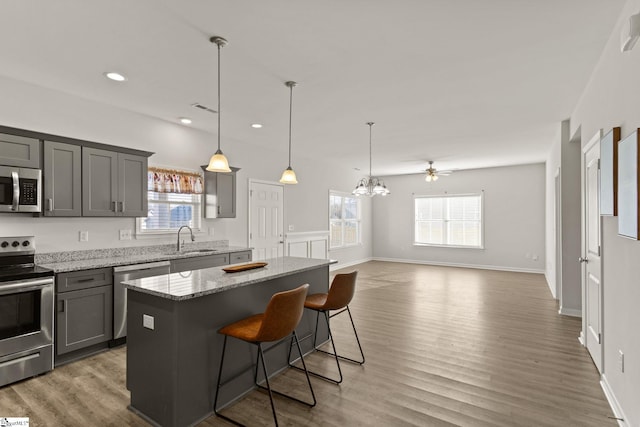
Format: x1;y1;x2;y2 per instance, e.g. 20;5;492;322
56;268;113;356
201;166;239;218
0;132;41;168
43;140;82;216
82;147;147;217
230;250;252;264
170;253;230;273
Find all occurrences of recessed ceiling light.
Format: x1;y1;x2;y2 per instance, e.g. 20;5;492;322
179;117;192;125
104;72;127;82
251;123;263;129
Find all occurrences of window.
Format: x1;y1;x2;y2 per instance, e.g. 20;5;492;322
329;192;361;248
137;168;203;234
414;194;483;248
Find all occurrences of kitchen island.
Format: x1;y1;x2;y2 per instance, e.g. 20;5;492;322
122;256;331;427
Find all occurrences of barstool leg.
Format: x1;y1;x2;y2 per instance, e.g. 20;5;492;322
345;306;365;364
256;343;279;426
213;335;228;416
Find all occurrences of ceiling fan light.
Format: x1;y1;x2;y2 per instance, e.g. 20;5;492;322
432;174;439;181
279;166;298;184
425;174;432;182
206;149;231;172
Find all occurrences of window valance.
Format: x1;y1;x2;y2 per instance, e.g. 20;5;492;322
148;167;203;194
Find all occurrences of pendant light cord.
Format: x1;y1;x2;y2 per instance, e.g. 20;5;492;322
217;42;221;152
287;82;295;167
367;122;374;177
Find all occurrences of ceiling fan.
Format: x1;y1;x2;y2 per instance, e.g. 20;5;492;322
424;161;453;182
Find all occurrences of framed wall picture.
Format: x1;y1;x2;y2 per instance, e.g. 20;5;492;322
617;129;640;239
600;127;621;216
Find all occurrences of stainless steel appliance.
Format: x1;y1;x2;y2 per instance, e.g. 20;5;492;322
0;165;41;213
0;236;54;387
113;261;170;340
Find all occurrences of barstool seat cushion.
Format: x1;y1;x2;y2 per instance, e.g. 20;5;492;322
219;313;264;342
304;293;329;310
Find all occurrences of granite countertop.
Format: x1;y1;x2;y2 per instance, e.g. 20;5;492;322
122;256;331;301
37;243;251;273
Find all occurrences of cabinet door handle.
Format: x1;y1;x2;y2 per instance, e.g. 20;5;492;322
120;201;125;212
77;277;95;283
47;198;53;211
217;205;221;215
112;200;118;212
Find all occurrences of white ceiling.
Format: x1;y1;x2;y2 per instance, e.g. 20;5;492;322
0;0;626;175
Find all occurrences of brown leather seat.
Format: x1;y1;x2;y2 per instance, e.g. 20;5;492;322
214;284;316;426
292;271;365;384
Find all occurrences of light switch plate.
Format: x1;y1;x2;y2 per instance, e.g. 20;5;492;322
143;314;155;330
288;225;294;231
79;231;89;242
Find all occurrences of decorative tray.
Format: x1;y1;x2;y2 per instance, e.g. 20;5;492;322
222;262;268;273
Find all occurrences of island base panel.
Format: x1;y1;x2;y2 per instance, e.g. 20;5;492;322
127;266;329;427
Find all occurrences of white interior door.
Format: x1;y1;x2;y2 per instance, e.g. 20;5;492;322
583;132;603;373
249;180;284;261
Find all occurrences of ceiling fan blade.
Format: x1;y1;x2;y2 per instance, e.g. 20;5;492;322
437;170;453;176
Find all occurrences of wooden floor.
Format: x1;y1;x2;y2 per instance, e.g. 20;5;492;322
0;261;615;426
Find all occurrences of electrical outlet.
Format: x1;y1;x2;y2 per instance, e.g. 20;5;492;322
79;231;89;242
288;225;294;232
119;229;132;240
143;314;155;330
619;350;625;373
532;254;539;261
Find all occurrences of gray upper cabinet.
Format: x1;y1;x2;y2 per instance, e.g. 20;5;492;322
43;141;82;216
83;147;118;216
83;148;148;217
118;153;148;217
0;133;41;168
201;166;239;218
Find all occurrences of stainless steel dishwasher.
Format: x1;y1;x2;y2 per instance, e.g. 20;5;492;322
113;261;171;340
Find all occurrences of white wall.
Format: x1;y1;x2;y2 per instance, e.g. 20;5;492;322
372;163;546;272
563;0;640;423
0;76;370;266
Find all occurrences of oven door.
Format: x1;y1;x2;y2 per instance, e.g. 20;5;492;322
0;277;54;357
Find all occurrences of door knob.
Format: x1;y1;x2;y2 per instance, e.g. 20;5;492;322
578;257;588;263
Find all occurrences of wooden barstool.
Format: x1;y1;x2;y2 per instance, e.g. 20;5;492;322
213;284;316;426
291;271;365;384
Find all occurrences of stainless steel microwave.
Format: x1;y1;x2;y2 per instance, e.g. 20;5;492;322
0;166;41;213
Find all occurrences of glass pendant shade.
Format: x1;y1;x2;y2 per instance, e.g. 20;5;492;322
280;166;298;184
206;149;231;172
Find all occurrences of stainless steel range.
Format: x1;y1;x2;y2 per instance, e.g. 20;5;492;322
0;236;54;387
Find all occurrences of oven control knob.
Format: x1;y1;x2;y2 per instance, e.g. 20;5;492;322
12;241;20;247
22;240;30;247
1;241;8;248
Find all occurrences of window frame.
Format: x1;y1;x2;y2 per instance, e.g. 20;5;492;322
329;190;362;249
136;191;203;236
413;193;484;249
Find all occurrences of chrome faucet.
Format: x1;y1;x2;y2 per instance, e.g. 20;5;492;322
177;225;195;251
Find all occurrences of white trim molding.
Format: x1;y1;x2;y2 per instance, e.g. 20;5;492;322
372;257;545;274
285;231;329;260
330;257;372;272
601;374;628;427
558;307;582;318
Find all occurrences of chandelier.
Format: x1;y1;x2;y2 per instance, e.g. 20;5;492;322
352;122;390;197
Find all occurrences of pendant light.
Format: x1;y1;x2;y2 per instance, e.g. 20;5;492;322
280;81;298;184
353;122;390;197
206;36;232;173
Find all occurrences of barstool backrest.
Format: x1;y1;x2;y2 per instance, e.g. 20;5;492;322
324;271;358;311
256;283;309;342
